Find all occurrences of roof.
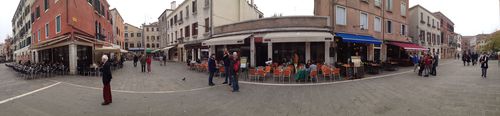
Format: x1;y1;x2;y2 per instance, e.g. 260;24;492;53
110;8;124;22
158;9;174;19
409;5;436;17
433;12;454;25
125;23;141;29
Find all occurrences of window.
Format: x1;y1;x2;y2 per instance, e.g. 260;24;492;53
36;7;40;18
385;0;393;11
180;11;184;22
152;44;155;48
37;30;41;42
137;33;141;37
130;43;134;48
420;13;424;22
125;26;128;30
427;16;430;25
185;26;190;37
131;33;134;37
400;2;406;16
335;6;346;25
45;23;49;38
125;33;128;37
157;44;159;48
157;36;160;41
147;36;149;41
432;19;435;27
400;24;406;35
180;29;183;38
360;12;368;30
204;0;209;7
44;0;49;11
419;30;425;43
88;0;92;4
157;28;159;31
374;17;381;32
151;36;155;42
55;15;61;33
386;21;392;33
192;0;197;14
147;44;150;48
137;43;141;47
374;0;381;7
205;18;210;32
192;23;198;36
186;6;190;18
146;28;149;32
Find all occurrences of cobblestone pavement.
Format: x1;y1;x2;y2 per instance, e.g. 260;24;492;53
0;60;499;116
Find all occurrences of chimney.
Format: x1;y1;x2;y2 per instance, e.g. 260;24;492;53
171;1;177;9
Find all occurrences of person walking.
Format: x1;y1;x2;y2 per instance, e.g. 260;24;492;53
146;55;152;73
222;50;231;85
140;54;146;72
462;52;467;66
479;52;489;78
231;52;240;92
418;56;425;76
431;53;439;76
207;54;216;86
133;55;138;67
411;53;420;72
162;54;167;66
100;55;112;105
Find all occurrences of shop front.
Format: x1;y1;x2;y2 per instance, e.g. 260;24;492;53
386;41;428;66
203;34;253;65
335;33;382;64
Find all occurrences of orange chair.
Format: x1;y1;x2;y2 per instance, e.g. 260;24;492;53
282;68;292;83
272;68;282;82
332;68;341;81
310;69;318;82
218;66;225;77
322;66;332;81
248;68;257;81
257;68;266;82
264;66;272;75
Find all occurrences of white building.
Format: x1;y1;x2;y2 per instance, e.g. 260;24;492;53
11;0;35;63
158;0;263;62
409;5;442;57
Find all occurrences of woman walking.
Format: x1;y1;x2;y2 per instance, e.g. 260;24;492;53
146;55;152;73
100;55;112;105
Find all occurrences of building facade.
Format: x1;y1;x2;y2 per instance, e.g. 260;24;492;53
315;0;413;64
409;5;441;57
124;23;143;52
11;0;34;63
433;12;455;59
204;16;334;67
159;0;263;62
3;37;13;61
30;0;113;74
142;22;160;50
110;8;125;49
461;36;472;53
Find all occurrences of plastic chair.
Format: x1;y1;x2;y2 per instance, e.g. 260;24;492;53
310;69;318;82
282;68;292;83
272;68;282;82
332;68;341;81
322;66;332;81
257;68;266;82
218;66;225;77
248;68;257;81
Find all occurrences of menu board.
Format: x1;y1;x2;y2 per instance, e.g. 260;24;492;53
240;57;248;68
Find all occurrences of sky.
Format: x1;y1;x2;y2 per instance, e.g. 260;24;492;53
1;0;499;43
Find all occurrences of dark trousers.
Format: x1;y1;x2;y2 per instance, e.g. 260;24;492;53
141;64;146;72
224;66;231;84
209;71;214;84
231;73;239;91
481;68;488;77
418;65;424;76
103;82;112;103
133;62;137;67
431;65;437;75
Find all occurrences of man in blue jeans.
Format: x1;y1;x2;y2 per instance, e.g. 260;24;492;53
222;50;231;85
480;52;489;78
231;52;240;92
207;54;216;86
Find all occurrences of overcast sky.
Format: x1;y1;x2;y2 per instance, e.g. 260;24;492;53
1;0;499;43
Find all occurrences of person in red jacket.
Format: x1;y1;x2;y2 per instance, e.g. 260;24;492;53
231;52;240;92
423;54;433;77
146;55;152;73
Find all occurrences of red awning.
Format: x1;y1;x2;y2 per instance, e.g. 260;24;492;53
388;42;428;51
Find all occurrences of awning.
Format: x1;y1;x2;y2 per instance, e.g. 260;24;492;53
263;32;333;43
120;49;129;53
202;34;251;46
95;46;119;52
128;48;144;51
162;46;175;50
336;33;382;45
388;42;428;51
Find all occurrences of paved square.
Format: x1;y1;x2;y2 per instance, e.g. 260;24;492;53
0;60;499;116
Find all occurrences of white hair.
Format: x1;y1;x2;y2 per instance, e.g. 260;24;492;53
232;52;238;56
102;55;109;62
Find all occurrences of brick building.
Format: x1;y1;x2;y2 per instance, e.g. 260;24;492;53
433;12;455;59
31;0;113;74
315;0;419;65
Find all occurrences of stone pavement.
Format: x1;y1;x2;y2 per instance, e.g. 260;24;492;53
0;60;499;116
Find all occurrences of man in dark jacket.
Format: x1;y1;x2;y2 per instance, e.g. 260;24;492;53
140;54;146;72
133;55;138;67
208;54;216;86
480;52;489;78
431;53;439;76
100;55;112;105
222;50;231;85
